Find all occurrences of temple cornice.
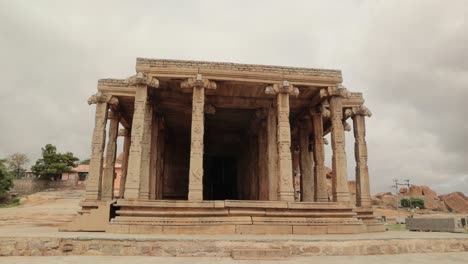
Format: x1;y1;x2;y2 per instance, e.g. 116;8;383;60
136;58;343;86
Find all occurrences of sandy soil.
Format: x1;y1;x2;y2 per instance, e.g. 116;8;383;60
0;190;82;227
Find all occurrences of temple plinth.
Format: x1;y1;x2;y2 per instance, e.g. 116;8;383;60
62;58;384;234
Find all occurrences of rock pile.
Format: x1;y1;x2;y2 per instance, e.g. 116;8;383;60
371;185;468;213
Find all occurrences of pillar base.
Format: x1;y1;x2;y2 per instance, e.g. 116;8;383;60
188;189;203;201
278;192;295;201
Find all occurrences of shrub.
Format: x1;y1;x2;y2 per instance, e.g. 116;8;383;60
401;197;425;209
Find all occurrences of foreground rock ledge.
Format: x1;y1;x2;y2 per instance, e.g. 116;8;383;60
1;236;467;257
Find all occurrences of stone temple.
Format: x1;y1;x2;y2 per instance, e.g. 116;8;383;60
62;58;384;234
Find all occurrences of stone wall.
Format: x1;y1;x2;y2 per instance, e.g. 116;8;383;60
12;179;78;195
1;237;467;257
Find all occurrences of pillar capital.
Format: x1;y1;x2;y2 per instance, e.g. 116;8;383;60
265;81;299;97
353;105;372;117
181;74;217;90
87;92;119;106
125;72;159;88
327;84;351;98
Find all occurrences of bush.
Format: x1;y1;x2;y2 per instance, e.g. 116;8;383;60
401;197;425;209
0;160;13;196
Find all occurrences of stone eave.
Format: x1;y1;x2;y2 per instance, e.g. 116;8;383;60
135;58;343;86
98;79;137;97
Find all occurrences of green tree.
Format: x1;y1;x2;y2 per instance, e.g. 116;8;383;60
6;153;30;178
31;144;79;180
0;159;14;196
79;159;90;165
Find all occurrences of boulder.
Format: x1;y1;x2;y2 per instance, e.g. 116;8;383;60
399;187;408;194
438;192;468;213
374;192;392;200
423;195;442;211
421;185;438;199
408;185;423;197
381;194;398;209
371;195;383;206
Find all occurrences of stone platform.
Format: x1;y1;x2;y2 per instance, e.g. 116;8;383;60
104;199;383;234
1;226;467;257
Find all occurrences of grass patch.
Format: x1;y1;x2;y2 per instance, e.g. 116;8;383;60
0;198;20;208
387;224;406;231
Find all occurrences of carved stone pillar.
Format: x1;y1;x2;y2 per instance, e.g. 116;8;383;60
124;73;159;199
118;128;130;198
101;108;120;200
299;120;314;201
266;107;278;200
85;93;118;200
311;110;328;202
182;74;216;201
265;81;298;201
352;105;372;207
329;88;351;203
139;100;153;199
258;119;269;200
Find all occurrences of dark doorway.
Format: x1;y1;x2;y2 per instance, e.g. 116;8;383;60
203;156;237;200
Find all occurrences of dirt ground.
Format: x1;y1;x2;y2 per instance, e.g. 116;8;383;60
0;190;82;227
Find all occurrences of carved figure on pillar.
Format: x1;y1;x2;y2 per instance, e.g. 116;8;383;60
265;81;298;201
181;74;216;201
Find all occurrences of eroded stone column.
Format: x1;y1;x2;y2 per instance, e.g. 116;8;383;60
139;100;153;199
266;107;278;200
182;74;216;201
312;111;328;202
118;128;130;198
353;106;372;207
124;84;150;199
299;120;314;201
101;108;119;200
123;73;159;199
330;90;351;203
265;81;298;201
85;93;117;200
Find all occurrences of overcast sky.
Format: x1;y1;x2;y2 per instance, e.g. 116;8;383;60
0;0;467;195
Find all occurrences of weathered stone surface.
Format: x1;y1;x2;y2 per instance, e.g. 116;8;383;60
439;192;468;213
421;186;438;199
408;185;423;197
406;218;465;233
